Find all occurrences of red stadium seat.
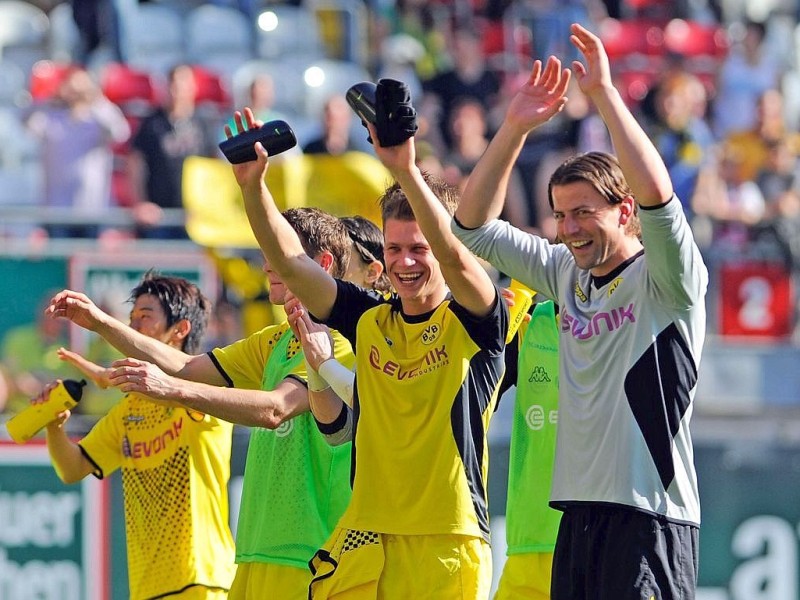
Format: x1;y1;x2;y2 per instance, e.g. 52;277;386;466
29;60;74;102
190;65;231;111
599;18;665;59
663;19;729;58
100;62;157;116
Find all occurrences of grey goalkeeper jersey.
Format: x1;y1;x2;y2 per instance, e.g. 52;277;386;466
453;197;707;525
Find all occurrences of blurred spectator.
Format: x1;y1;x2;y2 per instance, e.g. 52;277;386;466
231;73;287;128
127;64;220;239
712;19;782;138
385;0;449;80
722;88;800;184
441;97;531;233
756;137;800;216
202;297;244;352
643;70;716;221
377;33;426;102
70;0;122;64
302;94;368;155
692;145;766;255
421;27;501;150
24;66;131;238
753;188;800;278
227;72;300;160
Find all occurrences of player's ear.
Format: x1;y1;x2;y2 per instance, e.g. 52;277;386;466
170;319;191;345
619;196;635;225
365;259;384;286
317;250;335;274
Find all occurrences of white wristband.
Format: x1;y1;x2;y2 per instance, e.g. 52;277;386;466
305;363;330;393
318;358;355;406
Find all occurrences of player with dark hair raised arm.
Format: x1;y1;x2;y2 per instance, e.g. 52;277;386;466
225;74;508;598
39;272;236;600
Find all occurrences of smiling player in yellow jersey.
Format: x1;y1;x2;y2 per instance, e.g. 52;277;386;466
226;84;509;597
39;273;235;599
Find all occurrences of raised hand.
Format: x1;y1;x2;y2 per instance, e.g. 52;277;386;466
569;22;613;98
46;290;105;331
504;55;571;136
224;107;269;192
57;347;112;389
365;121;416;178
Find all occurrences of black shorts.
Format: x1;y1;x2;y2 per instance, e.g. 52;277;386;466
551;504;699;600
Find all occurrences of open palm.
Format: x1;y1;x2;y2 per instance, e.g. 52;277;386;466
569;23;613;97
505;56;571;134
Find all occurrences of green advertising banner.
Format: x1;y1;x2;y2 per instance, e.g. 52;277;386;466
0;441;108;599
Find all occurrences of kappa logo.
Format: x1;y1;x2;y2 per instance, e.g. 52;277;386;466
608;277;623;297
421;323;441;345
574;281;587;302
528;365;552;384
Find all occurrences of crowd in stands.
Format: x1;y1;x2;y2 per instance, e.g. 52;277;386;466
0;1;796;247
4;0;800;412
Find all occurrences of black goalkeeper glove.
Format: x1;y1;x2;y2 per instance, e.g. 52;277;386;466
374;78;418;147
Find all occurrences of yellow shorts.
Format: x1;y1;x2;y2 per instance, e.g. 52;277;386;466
171;585;230;599
309;529;492;600
228;561;311;600
493;552;554;600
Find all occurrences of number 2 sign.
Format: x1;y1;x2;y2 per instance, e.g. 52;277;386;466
719;262;794;338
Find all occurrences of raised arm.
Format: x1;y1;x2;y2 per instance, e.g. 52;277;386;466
46;290;224;385
107;357;309;428
227;109;338;320
456;57;570;228
569;23;673;206
368;121;497;317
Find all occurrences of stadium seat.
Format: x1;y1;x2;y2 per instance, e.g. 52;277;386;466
663;19;729;58
599;17;665;60
191;64;232;113
47;1;80;63
255;4;324;61
0;59;27;108
100;62;157;116
0;106;43;206
185;4;254;76
292;57;371;119
122;2;185;76
0;0;50;75
29;60;74;102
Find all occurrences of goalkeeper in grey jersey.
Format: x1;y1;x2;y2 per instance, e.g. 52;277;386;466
453;23;707;600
